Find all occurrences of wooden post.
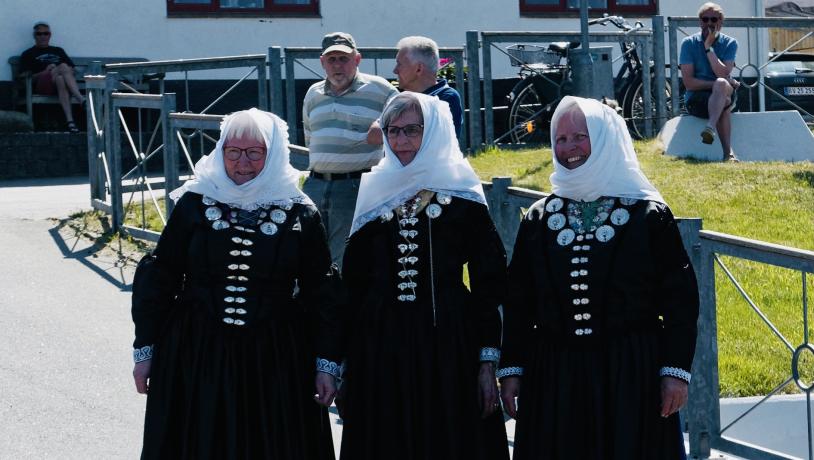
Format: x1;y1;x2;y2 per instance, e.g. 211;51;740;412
161;93;178;217
268;47;284;116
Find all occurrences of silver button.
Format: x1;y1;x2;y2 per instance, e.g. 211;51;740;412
580;269;588;276
225;296;235;303
575;314;583;320
583;245;591;251
227;276;236;280
242;239;253;247
228;264;239;270
573;246;582;252
235;286;247;292
239;264;250;270
571;284;579;291
571;257;580;264
232;237;243;244
572;299;581;305
570;271;579;277
586;234;594;240
575;328;584;336
225;307;236;314
576;235;584;241
230;250;241;256
234;319;246;326
241;250;252;257
235;297;246;304
580;298;590;305
223;317;235;324
584;328;593;335
580;257;588;263
580;284;588;290
226;286;237;292
238;276;249;281
243;227;256;233
583;313;592;320
236;308;247;315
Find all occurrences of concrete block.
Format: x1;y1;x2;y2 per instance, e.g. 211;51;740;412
658;111;814;162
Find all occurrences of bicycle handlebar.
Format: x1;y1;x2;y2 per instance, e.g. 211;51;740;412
588;15;645;33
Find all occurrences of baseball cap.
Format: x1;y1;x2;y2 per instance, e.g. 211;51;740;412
321;32;356;55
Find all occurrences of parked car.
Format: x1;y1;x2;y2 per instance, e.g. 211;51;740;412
763;52;814;116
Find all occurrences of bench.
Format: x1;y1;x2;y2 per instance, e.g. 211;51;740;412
7;56;150;118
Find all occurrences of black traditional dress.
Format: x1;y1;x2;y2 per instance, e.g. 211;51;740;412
340;191;510;460
500;195;699;460
132;192;341;460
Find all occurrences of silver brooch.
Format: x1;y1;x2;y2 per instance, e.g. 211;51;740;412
426;204;442;219
545;197;564;213
380;211;394;222
547;213;566;231
436;193;452;205
610;208;630;226
398;243;418;253
212;220;229;230
398;269;418;278
205;207;222;221
619;197;637;206
399;230;418;239
398;281;417;290
557;228;576;246
280;200;293;211
260;222;278;236
270;209;287;224
398;256;419;265
596;225;615;242
202;196;216;206
399;217;418;226
398;294;416;302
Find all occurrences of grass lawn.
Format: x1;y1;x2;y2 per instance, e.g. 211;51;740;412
470;142;814;397
110;139;813;397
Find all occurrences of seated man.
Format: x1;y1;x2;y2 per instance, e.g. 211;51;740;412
680;2;740;162
19;21;85;133
393;36;464;138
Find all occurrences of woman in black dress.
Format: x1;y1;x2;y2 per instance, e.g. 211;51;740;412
499;96;699;460
339;92;509;460
131;108;341;460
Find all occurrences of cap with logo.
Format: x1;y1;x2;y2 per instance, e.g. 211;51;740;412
321;32;357;55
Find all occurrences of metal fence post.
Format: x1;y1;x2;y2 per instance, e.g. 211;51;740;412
453;49;468;151
679;218;720;460
482;38;494;145
161;93;178;217
106;73;123;230
668;18;681;117
86;84;100;203
257;60;269;111
284;50;299;143
653;15;667;133
640;36;653;137
268;47;284;116
486;177;518;258
466;31;482;152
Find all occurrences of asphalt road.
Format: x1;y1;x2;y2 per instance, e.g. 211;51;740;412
0;177;515;459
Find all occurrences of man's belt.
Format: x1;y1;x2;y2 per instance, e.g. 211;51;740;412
310;170;369;180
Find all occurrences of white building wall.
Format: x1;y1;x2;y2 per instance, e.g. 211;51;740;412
1;0;763;81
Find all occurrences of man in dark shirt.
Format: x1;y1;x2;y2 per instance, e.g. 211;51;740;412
20;21;84;132
393;36;464;139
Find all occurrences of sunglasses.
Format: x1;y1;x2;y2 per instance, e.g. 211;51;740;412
700;16;719;23
223;147;266;161
35;31;51;36
385;124;423;138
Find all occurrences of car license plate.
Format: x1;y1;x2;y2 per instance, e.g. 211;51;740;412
785;86;814;96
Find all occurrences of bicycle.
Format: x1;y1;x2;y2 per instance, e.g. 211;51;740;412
503;15;673;144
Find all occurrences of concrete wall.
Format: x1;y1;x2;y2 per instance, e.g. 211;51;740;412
1;0;764;82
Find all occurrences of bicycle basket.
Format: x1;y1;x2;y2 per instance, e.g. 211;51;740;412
507;44;562;67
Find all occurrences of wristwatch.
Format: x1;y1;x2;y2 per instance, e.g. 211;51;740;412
705;47;713;54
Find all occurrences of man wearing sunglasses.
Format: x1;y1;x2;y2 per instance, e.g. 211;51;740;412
679;2;740;162
19;21;85;133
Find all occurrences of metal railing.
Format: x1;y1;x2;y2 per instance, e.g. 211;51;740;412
668;16;814;124
275;46;467;149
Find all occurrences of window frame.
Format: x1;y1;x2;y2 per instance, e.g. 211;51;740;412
166;0;320;17
519;0;657;16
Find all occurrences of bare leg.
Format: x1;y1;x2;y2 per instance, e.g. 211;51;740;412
54;74;74;124
717;106;733;158
706;78;733;130
56;63;84;102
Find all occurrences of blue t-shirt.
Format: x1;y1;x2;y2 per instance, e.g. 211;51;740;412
424;78;463;138
679;32;737;100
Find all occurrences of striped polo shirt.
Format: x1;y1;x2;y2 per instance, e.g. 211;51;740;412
303;72;398;173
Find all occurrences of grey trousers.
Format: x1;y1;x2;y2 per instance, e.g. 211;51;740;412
302;175;361;269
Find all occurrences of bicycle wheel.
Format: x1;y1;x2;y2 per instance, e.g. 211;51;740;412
623;77;672;140
508;81;552;145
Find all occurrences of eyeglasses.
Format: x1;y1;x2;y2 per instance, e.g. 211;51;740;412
223;147;266;161
385;124;424;138
35;32;51;36
700;16;719;23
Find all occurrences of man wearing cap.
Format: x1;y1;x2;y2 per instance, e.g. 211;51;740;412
302;32;398;266
394;36;463;138
19;21;85;133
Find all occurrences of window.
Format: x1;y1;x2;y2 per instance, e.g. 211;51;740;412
167;0;319;16
520;0;656;15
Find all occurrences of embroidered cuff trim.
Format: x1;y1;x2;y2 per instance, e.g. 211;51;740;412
133;345;153;363
480;347;501;363
316;358;342;378
496;366;524;379
660;366;692;384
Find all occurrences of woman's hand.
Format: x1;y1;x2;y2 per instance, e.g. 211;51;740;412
478;362;499;418
499;376;521;419
660;376;689;417
314;372;337;407
133;360;151;394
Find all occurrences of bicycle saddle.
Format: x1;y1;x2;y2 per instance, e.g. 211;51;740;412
547;41;581;54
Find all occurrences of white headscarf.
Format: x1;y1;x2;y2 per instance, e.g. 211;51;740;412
169;108;312;209
549;96;665;204
349;92;486;235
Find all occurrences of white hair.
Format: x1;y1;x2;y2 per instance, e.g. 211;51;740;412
221;110;265;144
396;36;440;73
698;2;724;18
381;92;424;129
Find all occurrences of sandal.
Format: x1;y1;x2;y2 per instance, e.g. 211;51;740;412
700;126;715;145
67;121;80;133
